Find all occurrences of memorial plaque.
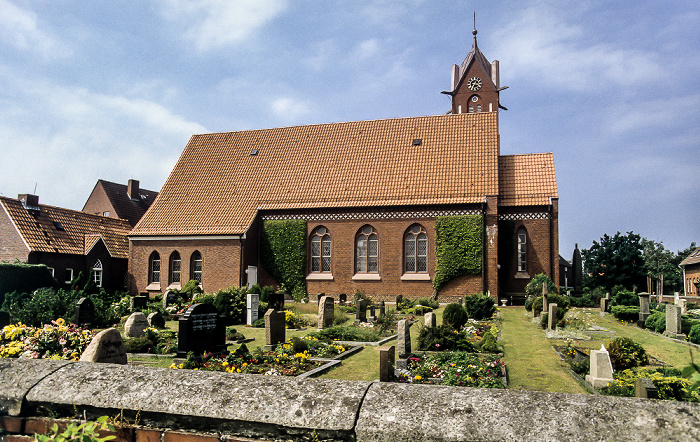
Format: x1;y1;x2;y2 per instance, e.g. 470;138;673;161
75;297;95;328
247;293;260;326
177;303;226;358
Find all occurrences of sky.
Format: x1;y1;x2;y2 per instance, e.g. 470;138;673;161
0;0;698;257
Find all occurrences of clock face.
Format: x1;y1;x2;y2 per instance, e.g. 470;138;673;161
467;76;482;91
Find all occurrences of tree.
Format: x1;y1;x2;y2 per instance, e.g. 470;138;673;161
640;239;695;294
582;231;646;292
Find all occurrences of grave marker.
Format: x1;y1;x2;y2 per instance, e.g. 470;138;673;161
75;297;95;328
177;303;226;357
638;292;651;327
264;309;286;351
585;345;614;389
547;304;557;330
124;312;149;338
338;293;347;305
162;290;179;309
664;304;684;339
424;312;436;328
379;301;385;317
80;328;127;364
379;345;395;382
247;293;260;326
147;312;165;328
542;284;548;316
130;295;149;311
368;305;376;323
317;296;334;329
398;319;411;358
355;299;367;323
635;377;658;399
396;295;403;309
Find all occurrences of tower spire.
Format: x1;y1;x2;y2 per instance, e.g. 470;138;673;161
473;11;477;43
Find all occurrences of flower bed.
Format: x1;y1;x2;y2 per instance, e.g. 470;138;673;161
0;320;93;360
602;367;700;402
397;351;506;388
416;320;500;353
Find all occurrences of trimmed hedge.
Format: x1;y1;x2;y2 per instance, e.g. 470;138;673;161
433;215;482;291
463;294;496;320
0;263;57;305
260;220;307;301
611;305;640;323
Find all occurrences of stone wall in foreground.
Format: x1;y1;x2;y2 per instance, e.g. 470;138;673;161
2;358;700;441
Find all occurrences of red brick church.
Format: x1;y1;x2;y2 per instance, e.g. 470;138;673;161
128;29;559;303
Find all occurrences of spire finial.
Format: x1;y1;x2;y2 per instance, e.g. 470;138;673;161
473;11;477;37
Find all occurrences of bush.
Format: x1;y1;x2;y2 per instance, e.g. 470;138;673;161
682;317;700;335
478;332;499;353
213;286;247;325
226;327;246;341
464;294;496;320
417;297;439;309
568;294;596;308
309;325;382;342
124;337;153;353
405;305;433;315
689;324;700;345
252;318;265;328
525;274;557;298
607;337;648;371
532;293;570;320
602;368;700;401
611;289;638;307
442;303;468;330
524;296;534;312
645;311;666;333
416;325;476;352
611;305;640;323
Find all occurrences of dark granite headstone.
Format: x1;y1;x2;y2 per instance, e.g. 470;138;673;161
264;309;286;351
379;301;385;317
163;290;179;308
0;311;9;330
177;303;226;358
338;294;347;305
268;292;284;311
75;297;95;328
355;300;367;322
368;305;376;322
130;295;149;311
148;311;166;328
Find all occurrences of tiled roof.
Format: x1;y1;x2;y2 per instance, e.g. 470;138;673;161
498;153;558;206
132;113;500;236
90;180;158;227
680;247;700;267
0;197;131;259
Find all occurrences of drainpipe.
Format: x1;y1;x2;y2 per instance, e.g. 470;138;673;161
482;202;487;295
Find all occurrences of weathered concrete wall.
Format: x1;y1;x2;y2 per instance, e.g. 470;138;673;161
2;358;700;441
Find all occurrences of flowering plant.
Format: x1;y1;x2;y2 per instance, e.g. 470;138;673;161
0;319;93;360
399;351;506;389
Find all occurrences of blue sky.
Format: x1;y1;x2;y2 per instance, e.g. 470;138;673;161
0;0;698;257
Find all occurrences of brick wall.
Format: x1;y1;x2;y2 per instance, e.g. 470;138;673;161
685;263;700;296
82;185;116;219
128;238;242;295
0;204;29;262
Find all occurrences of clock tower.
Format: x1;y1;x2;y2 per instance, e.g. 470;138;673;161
442;26;506;115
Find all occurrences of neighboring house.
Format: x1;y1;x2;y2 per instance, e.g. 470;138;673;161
83;179;158;227
680;246;700;296
559;255;572;292
0;194;131;292
128;30;559;302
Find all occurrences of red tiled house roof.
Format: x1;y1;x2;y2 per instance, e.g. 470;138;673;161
681;247;700;267
0;196;131;259
132;113;502;236
498;153;558;206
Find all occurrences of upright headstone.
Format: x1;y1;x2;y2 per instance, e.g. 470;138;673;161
542;284;548;317
572;243;583;295
600;298;609;316
264;309;286;351
638;292;651;327
124;312;150;338
177;303;226;357
318;296;335;329
355;299;367;323
75;298;95;328
398;319;411;358
635;377;658;399
162;290;179;309
80;328;127;364
147;312;165;328
424;312;436;328
680;299;688;315
338;293;347;305
130;295;149;311
674;292;680;305
396;295;403;310
664;304;684;339
547;304;558;330
247;293;260;326
268;292;284;312
379;345;395;382
379;301;386;317
458;296;463;305
0;311;9;330
585;345;615;389
368;305;376;323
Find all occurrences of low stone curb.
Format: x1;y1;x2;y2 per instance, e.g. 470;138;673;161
296;359;343;379
333;334;397;347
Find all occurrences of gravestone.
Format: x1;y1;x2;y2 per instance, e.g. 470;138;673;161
80;328;127;364
424;312;436;328
0;311;9;330
268;292;284;312
177;303;226;357
541;284;548;317
379;345;395;382
458;296;463;306
264;309;286;351
124;312;149;338
398;319;411;358
368;305;376;323
247;293;260;326
585;345;615;389
664;304;684;339
317;296;334;329
379;301;386;317
147;312;165;328
355;300;367;323
635;377;658;399
680;299;687;315
674;292;680;305
130;295;149;311
638;292;651;327
600;298;609;316
547;304;558;330
162;290;179;309
338;293;347;305
75;297;95;328
396;295;403;309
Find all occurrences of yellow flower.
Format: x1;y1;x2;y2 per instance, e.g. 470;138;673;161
414;375;422;381
55;318;65;326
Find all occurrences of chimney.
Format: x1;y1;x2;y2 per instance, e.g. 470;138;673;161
127;179;140;201
18;194;39;208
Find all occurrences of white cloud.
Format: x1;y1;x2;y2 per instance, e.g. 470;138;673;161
605;94;700;136
0;0;69;59
271;97;311;123
494;5;663;92
351;39;381;61
158;0;288;51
